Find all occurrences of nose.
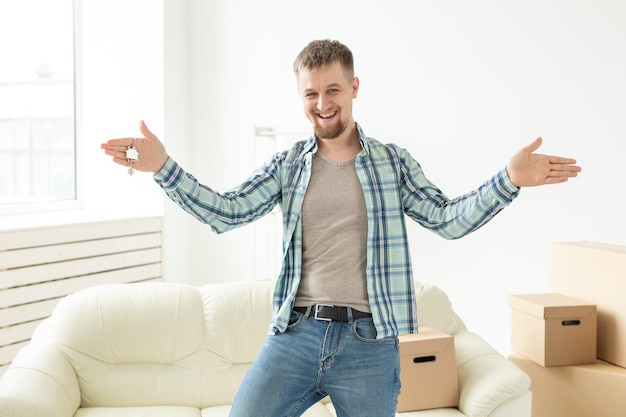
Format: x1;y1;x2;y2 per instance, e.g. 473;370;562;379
316;94;328;111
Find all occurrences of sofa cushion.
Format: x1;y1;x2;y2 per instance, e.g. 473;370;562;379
200;402;334;417
201;281;273;363
200;281;274;407
74;406;202;417
48;283;205;407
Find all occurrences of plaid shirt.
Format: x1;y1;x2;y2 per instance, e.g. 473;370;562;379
154;125;519;339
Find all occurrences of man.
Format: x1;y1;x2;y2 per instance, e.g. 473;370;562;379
101;39;580;417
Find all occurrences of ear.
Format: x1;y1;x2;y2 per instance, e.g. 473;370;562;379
352;76;360;98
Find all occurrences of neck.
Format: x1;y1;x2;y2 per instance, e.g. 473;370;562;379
316;122;361;163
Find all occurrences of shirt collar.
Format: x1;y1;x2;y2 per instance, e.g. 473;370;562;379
356;123;371;156
302;133;318;155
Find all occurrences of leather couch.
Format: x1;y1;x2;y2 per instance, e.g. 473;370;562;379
0;280;531;417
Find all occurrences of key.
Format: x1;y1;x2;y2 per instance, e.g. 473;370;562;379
126;145;139;161
126;144;139;176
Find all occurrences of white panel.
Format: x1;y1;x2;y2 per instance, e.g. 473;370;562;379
0;248;161;290
0;232;161;270
0;216;162;251
0;217;163;370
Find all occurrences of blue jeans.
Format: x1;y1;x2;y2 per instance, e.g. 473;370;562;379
229;308;401;417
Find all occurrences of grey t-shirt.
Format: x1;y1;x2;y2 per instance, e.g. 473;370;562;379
295;152;370;313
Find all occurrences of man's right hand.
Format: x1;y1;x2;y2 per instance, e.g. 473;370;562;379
100;120;169;174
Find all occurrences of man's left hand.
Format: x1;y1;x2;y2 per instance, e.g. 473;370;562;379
506;137;582;187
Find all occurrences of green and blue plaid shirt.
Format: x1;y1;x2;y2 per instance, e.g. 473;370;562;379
154;125;519;339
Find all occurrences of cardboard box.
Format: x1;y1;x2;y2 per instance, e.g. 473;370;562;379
396;327;458;412
509;293;596;366
509;354;626;417
551;241;626;368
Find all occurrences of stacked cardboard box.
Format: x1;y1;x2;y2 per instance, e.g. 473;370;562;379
508;293;596;367
509;354;626;417
397;327;458;412
508;242;626;417
551;242;626;368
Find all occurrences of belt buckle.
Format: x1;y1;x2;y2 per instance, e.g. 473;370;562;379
314;304;334;322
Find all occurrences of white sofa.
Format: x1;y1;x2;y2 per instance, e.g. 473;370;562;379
0;280;531;417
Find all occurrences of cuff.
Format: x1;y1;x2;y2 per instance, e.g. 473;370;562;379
153;157;183;189
493;167;520;202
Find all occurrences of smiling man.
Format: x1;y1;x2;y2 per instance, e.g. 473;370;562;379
296;42;363;165
101;39;581;417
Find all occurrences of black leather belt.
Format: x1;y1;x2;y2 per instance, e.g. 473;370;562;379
294;304;372;322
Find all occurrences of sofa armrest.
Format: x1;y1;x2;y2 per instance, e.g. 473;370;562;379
454;331;531;417
0;344;80;417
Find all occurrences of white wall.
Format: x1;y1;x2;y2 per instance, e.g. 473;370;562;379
77;0;165;219
163;0;626;354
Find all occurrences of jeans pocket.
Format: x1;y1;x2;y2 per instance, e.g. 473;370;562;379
351;318;378;341
287;310;305;329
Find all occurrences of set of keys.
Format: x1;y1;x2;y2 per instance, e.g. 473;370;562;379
125;142;139;176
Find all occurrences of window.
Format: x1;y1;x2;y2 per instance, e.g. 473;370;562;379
0;0;76;213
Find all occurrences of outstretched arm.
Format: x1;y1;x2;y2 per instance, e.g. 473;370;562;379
100;120;169;174
506;137;581;187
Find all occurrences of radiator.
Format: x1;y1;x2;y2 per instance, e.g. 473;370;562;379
0;216;163;375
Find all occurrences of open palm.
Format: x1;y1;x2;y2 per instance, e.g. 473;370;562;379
100;120;169;174
506;138;581;187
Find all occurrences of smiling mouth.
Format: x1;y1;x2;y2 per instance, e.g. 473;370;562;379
318;111;337;119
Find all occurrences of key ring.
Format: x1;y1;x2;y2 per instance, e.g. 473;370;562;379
125;138;139;176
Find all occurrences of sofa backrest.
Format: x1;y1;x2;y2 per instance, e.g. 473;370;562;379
42;279;459;408
48;282;206;407
198;281;273;406
413;281;466;335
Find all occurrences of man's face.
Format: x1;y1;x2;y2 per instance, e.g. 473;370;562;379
297;61;359;140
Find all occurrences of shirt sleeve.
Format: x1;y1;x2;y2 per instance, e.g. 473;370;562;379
153;156;282;234
398;147;520;239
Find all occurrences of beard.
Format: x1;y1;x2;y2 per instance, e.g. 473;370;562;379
313;116;348;140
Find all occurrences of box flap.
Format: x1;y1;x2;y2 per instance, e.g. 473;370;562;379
399;327;454;357
509;293;596;319
554;241;626;255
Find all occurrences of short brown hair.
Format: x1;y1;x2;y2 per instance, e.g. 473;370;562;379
293;39;354;78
